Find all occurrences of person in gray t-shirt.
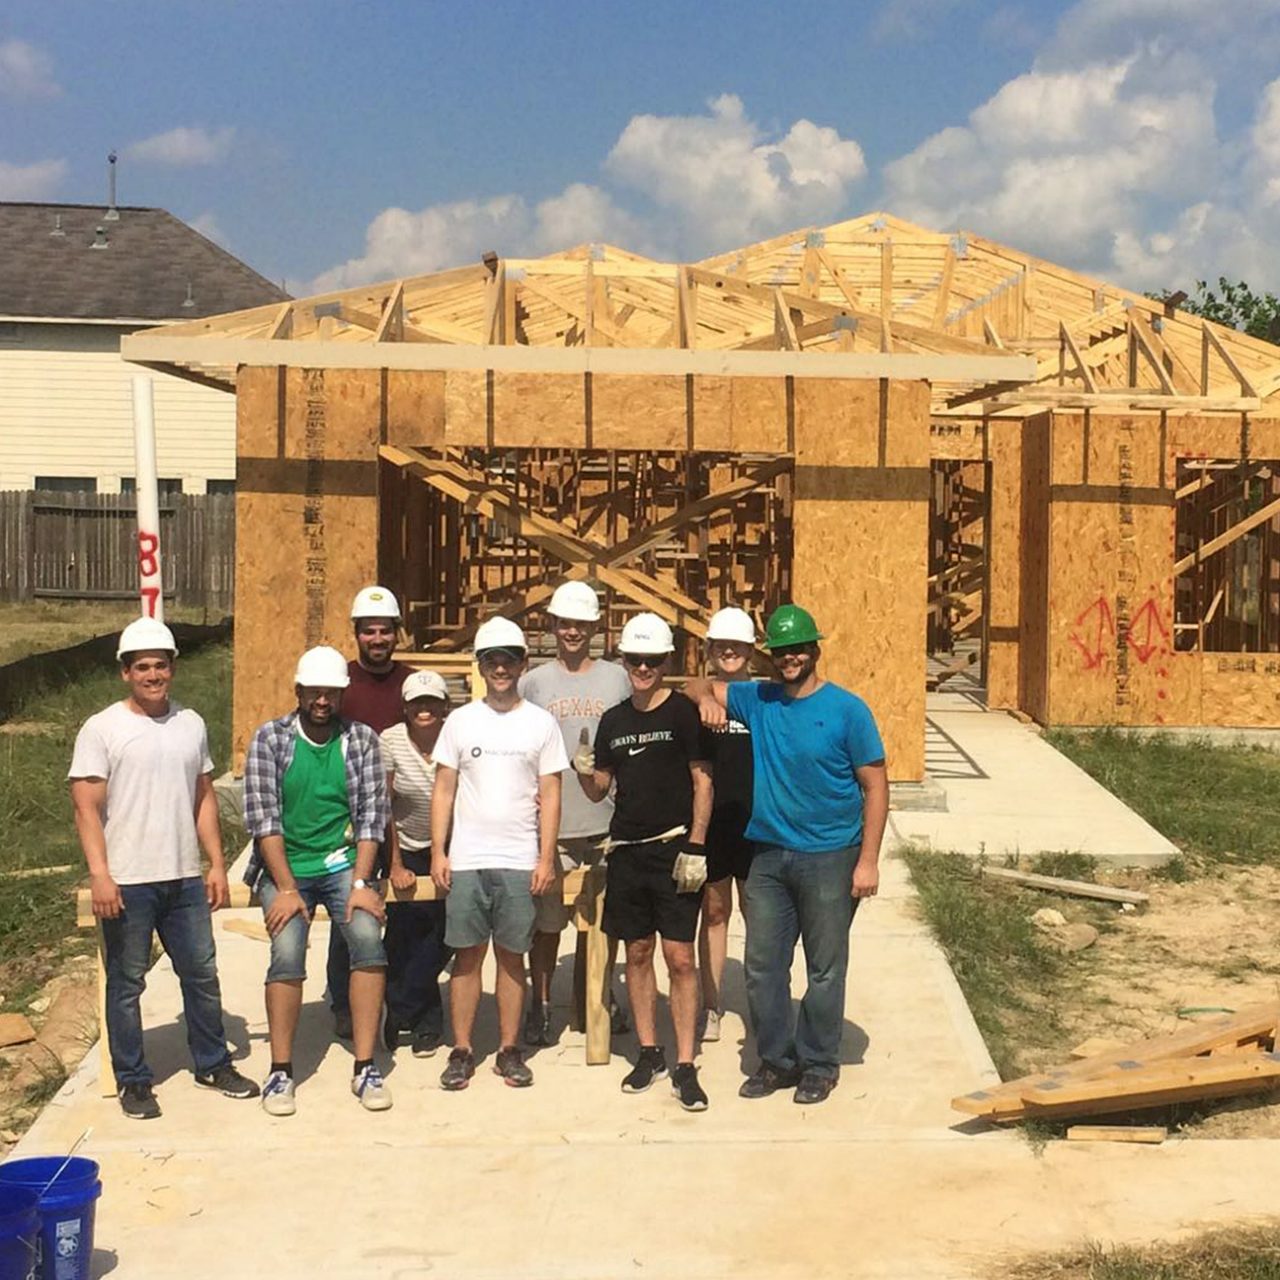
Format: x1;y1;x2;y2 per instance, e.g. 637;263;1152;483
518;581;631;1045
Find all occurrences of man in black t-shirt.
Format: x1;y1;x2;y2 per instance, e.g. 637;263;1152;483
575;613;713;1112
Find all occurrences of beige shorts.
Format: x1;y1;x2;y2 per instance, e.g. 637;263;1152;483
533;835;606;933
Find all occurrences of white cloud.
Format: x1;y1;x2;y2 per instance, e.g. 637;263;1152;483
0;38;60;100
125;126;235;166
188;211;229;247
0;157;66;199
309;97;867;291
874;0;968;41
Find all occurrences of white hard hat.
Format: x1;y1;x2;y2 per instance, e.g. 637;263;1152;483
402;670;449;702
294;645;351;688
547;581;601;623
706;606;757;644
117;617;178;661
474;616;527;655
350;585;401;621
618;612;675;655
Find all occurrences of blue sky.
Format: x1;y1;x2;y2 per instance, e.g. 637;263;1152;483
3;1;1280;297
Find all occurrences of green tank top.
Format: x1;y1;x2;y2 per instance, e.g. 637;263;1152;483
281;731;355;878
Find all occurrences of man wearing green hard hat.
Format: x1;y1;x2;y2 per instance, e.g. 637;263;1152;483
686;602;888;1106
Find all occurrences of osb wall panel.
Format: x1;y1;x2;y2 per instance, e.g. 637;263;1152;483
986;417;1022;710
730;378;790;453
385;370;445;446
1018;413;1051;721
592;374;687;449
792;378;929;781
232;366;380;769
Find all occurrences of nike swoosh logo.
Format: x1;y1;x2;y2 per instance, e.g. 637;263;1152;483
627;746;647;755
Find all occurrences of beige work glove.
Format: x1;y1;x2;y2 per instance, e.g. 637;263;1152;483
573;726;595;776
672;843;708;894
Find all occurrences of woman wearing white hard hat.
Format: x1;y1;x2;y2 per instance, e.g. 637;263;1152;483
697;607;758;1045
380;670;452;1058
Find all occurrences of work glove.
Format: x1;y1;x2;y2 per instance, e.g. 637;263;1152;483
672;842;708;894
573;726;595;776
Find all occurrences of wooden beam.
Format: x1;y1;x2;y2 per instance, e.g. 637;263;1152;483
981;389;1260;412
1203;321;1260;397
931;245;956;329
1172;493;1280;577
373;281;405;343
1128;316;1176;394
265;302;293;341
773;288;799;350
675;267;697;349
979;865;1147;905
1059;322;1098;393
814;246;863;312
798;245;821;300
880;238;894;353
982;318;1004;349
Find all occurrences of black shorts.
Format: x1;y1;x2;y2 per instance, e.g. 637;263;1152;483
707;830;755;884
603;838;703;943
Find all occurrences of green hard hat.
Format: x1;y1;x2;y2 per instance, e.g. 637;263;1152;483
763;604;823;649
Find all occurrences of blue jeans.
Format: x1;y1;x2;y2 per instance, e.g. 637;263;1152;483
744;845;859;1080
101;877;231;1086
260;867;386;983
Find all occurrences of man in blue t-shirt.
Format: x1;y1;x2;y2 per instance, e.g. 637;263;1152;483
686;603;888;1105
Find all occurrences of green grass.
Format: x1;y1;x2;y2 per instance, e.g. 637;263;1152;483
902;849;1069;1079
1047;728;1280;867
1006;1222;1280;1279
0;641;235;1008
0;600;211;666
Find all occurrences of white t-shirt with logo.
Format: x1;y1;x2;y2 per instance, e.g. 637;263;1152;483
434;698;569;872
67;700;214;885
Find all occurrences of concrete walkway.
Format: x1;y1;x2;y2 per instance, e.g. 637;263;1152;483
18;845;1280;1279
891;691;1179;865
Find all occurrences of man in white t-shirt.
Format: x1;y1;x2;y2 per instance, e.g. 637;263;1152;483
68;618;258;1121
430;617;567;1090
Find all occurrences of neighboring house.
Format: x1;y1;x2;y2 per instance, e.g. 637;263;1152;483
0;201;288;493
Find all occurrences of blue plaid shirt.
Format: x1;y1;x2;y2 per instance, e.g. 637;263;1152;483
241;711;389;888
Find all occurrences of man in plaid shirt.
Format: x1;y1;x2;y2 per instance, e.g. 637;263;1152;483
242;645;392;1116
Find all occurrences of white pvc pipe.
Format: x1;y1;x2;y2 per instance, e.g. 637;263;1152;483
130;375;164;622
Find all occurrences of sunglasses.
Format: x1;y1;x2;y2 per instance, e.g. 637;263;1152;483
623;654;664;669
771;644;814;659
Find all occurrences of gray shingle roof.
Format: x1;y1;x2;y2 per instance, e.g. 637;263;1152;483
0;202;289;321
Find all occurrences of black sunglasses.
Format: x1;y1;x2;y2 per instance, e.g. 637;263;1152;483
771;644;814;658
623;654;664;669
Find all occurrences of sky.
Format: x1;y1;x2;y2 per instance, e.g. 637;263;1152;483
3;0;1280;300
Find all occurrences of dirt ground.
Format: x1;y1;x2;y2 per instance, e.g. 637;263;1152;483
1025;863;1280;1137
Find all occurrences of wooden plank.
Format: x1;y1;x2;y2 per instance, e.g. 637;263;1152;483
1059;323;1098;393
373;281;405;342
1171;494;1280;578
1203;321;1260;397
880;239;894;353
978;865;1148;905
773;289;799;351
582;864;611;1065
1128;317;1176;394
1066;1125;1167;1143
931;245;956;329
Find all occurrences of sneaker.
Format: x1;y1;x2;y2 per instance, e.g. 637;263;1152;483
620;1045;668;1094
383;1018;402;1054
700;1008;722;1043
738;1061;802;1099
411;1030;442;1058
333;1009;353;1041
194;1063;260;1100
609;991;630;1036
440;1047;476;1091
494;1046;534;1088
118;1082;161;1120
523;1001;552;1047
671;1062;709;1112
261;1070;296;1117
352;1063;393;1111
794;1071;837;1105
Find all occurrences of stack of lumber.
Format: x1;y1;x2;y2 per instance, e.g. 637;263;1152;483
953;1002;1280;1123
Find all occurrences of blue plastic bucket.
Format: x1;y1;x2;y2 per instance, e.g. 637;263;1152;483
0;1158;101;1280
0;1184;39;1280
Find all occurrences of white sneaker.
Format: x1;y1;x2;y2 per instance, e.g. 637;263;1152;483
701;1009;721;1043
261;1070;296;1117
352;1063;393;1112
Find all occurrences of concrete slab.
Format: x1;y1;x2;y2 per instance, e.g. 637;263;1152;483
895;700;1179;865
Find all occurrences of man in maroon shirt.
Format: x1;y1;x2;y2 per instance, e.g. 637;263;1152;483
328;585;413;1039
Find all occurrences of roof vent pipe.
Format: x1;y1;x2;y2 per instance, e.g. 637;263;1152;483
105;151;119;221
50;213;65;238
91;225;109;250
182;282;195;308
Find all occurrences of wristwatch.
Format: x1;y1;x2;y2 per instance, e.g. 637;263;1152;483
352;878;374;891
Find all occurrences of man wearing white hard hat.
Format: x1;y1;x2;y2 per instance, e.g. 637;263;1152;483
518;579;631;1046
326;585;412;1041
69;618;258;1120
243;645;392;1116
430;617;567;1091
379;669;451;1057
697;606;758;1045
576;612;714;1111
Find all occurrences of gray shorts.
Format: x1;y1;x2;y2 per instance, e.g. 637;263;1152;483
533;835;606;934
446;869;538;954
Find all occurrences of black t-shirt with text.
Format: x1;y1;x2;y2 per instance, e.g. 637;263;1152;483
595;692;705;842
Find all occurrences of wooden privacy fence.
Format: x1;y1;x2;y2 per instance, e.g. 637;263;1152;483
0;490;235;611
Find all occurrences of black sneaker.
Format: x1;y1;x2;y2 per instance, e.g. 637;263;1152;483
523;1001;552;1047
411;1030;442;1058
620;1046;668;1094
383;1018;402;1054
738;1062;803;1099
440;1047;476;1091
794;1071;837;1105
671;1062;709;1112
194;1063;260;1100
333;1009;354;1041
494;1046;534;1088
119;1082;161;1120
